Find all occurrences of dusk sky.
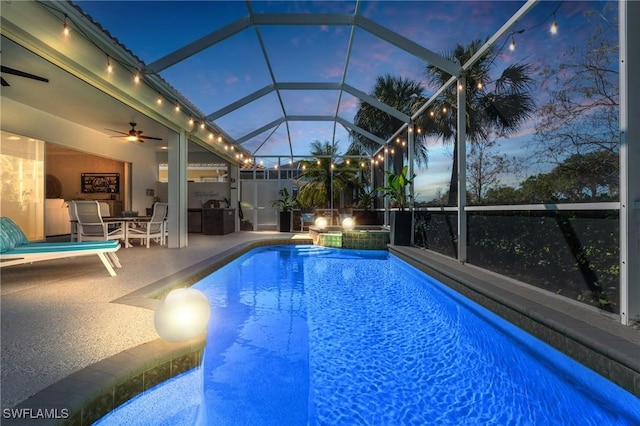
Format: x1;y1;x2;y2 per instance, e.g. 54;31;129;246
74;0;613;200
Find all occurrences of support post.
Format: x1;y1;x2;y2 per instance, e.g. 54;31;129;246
457;76;467;263
408;123;415;245
619;0;639;325
167;129;188;248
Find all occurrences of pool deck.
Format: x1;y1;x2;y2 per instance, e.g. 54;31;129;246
1;233;638;424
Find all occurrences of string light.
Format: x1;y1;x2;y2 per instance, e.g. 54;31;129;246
550;15;558;35
217;136;222;143
208;133;214;140
106;57;113;74
134;71;141;84
509;37;516;51
175;103;181;112
188;118;194;126
156;96;163;105
200;122;205;130
63;15;70;36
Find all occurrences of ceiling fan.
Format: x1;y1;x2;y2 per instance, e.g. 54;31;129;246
1;65;49;87
105;122;162;143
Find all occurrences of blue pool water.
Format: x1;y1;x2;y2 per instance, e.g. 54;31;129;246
98;245;640;425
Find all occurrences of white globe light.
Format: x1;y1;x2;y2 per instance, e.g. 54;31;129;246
155;288;210;342
342;217;356;230
315;217;328;229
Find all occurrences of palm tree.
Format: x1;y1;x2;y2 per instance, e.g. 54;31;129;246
297;140;358;209
349;74;429;175
424;39;535;205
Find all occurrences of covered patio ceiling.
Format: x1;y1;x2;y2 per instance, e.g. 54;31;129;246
70;0;536;164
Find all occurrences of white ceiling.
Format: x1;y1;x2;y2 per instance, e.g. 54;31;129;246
1;35;170;151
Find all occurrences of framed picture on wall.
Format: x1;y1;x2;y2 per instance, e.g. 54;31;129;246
81;173;120;193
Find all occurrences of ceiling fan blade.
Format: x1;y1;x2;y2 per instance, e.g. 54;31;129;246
139;135;163;141
1;77;9;87
105;128;129;136
1;66;49;83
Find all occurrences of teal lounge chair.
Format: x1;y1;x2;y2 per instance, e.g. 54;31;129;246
0;217;122;276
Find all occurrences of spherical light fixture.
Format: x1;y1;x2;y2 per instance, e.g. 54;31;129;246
154;288;210;342
315;217;328;230
342;217;356;231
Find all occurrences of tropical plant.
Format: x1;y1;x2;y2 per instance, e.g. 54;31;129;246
270;187;299;212
297;140;359;208
377;165;415;211
424;39;535;205
349;74;429;174
355;185;376;210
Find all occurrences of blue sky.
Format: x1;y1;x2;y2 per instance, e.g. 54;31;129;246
74;0;614;200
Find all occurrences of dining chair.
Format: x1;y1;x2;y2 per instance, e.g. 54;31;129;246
67;201;79;242
127;202;168;248
73;200;125;243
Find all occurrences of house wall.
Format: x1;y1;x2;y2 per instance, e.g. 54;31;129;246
47;145;125;202
1;98;159;214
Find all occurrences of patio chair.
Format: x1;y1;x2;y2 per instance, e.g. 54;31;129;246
68;201;79;242
74;200;125;243
127;202;168;248
0;216;122;276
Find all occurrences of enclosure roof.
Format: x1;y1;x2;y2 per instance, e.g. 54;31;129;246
72;0;535;163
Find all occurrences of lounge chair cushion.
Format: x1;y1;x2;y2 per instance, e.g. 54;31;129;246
0;217;29;252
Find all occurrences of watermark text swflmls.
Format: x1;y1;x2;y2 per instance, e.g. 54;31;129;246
2;408;70;420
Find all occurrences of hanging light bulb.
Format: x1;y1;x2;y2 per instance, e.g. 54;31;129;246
188;118;194;126
175;103;181;112
477;82;483;90
134;71;140;84
63;15;70;36
550;16;558;35
106;57;113;74
509;37;516;51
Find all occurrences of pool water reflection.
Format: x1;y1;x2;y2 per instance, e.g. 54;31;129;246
98;245;640;425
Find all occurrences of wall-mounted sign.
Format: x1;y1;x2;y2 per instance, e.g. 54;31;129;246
81;173;120;194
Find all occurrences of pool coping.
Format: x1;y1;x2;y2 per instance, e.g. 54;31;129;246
6;237;312;426
389;245;640;398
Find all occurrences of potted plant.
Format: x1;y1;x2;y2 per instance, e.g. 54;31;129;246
377;165;415;245
270;188;299;232
354;185;379;225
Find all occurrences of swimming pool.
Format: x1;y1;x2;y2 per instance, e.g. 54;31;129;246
98;245;640;425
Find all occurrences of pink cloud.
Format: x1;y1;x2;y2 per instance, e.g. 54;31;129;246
225;74;239;85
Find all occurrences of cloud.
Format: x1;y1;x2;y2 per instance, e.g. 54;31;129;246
225;74;239;85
